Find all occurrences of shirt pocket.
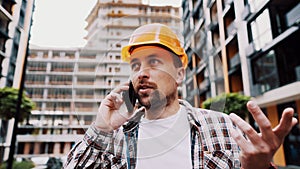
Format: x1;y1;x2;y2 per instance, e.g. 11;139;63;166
204;150;236;169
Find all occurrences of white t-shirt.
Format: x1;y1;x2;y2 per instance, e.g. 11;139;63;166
136;106;192;169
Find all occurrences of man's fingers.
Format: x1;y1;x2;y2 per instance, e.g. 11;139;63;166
247;101;274;140
273;108;298;139
229;113;261;145
229;128;252;152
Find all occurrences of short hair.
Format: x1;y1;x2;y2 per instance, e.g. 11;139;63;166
129;44;183;68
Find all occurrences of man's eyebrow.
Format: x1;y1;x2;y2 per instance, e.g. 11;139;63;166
130;58;139;64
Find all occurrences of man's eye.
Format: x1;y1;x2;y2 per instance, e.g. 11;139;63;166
149;59;160;66
130;63;140;71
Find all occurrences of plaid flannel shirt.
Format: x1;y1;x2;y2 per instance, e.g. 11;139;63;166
63;100;242;169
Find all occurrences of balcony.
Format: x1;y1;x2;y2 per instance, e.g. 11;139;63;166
27;67;47;72
76;81;94;85
51;68;73;72
78;68;95;72
48;81;72;85
95;71;129;77
30;94;43;99
76;58;98;64
25;80;45;85
75;94;94;99
47;94;72;99
75;107;94;112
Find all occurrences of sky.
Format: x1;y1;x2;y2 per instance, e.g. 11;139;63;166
29;0;181;48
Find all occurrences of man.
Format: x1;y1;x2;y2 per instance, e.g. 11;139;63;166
64;23;298;169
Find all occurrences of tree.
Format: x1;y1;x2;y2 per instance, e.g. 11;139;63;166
0;87;35;122
201;93;251;119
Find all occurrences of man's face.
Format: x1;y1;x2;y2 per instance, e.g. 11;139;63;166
129;45;184;111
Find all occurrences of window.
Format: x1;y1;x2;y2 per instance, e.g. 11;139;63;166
116;43;121;48
248;9;273;50
251;50;279;93
115;80;121;86
115;67;120;72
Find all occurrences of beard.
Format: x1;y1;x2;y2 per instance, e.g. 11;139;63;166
137;88;177;115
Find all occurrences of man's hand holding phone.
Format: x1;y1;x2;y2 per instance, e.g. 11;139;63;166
94;81;137;132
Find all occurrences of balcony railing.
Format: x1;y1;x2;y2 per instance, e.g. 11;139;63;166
48;81;72;85
78;68;95;72
76;81;94;85
51;68;73;72
27;67;47;71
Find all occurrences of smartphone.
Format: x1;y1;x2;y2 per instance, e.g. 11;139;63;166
122;81;137;113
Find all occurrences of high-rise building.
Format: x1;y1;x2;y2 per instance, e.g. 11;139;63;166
19;0;181;162
181;0;300;166
0;0;35;162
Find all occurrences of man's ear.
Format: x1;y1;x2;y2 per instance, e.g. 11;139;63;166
176;67;185;85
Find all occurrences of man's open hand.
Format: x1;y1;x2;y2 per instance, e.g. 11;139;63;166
229;101;298;169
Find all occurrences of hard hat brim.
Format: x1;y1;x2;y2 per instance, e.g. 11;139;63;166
121;41;188;68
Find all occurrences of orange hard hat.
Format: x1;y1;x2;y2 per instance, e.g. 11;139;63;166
121;23;188;68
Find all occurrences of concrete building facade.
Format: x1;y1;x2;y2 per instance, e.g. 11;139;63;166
181;0;300;167
0;0;35;162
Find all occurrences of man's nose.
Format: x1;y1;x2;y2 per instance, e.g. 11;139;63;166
137;67;150;80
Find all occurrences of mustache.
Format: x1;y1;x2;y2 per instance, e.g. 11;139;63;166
135;79;158;90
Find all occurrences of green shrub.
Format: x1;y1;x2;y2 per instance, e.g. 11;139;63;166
0;159;35;169
201;93;250;119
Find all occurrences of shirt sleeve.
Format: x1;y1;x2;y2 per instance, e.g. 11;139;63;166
63;124;127;169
